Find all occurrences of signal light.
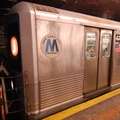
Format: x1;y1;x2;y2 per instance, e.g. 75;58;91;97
10;36;18;56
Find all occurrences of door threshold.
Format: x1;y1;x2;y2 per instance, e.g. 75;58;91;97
84;86;111;98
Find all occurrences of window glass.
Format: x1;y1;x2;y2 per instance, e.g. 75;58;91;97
102;33;111;57
86;32;96;58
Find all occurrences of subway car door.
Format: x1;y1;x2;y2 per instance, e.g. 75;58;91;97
83;27;112;95
97;29;112;89
84;27;99;93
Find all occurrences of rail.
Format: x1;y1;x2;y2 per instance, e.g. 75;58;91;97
0;75;27;119
0;61;29;119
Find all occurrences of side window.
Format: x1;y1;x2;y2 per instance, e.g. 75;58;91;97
86;32;96;58
102;33;111;57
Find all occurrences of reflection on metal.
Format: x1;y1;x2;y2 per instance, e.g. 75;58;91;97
11;81;14;89
37;12;58;18
60;16;75;20
37;11;89;23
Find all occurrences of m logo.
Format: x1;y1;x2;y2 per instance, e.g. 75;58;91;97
41;34;62;58
46;39;58;52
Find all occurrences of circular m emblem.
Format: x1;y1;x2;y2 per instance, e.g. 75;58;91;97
41;34;62;58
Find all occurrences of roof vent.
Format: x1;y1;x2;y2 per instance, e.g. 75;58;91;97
32;3;59;14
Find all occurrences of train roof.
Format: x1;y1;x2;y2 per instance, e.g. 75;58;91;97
8;2;120;30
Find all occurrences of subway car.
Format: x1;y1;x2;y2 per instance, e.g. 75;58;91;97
3;1;120;120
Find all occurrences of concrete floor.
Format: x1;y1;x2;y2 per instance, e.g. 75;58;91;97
64;94;120;120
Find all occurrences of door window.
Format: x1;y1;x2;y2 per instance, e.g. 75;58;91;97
102;33;111;57
86;32;96;58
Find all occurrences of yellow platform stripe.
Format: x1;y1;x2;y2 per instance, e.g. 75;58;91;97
42;88;120;120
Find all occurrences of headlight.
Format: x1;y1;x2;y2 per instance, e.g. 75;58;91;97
10;36;18;56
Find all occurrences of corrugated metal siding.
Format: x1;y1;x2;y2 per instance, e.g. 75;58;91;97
39;73;84;109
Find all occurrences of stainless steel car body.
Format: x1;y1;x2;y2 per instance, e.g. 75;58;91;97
6;2;120;119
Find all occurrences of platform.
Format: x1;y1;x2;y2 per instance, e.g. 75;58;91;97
42;88;120;120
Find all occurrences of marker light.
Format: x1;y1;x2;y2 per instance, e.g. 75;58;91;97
10;36;18;56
